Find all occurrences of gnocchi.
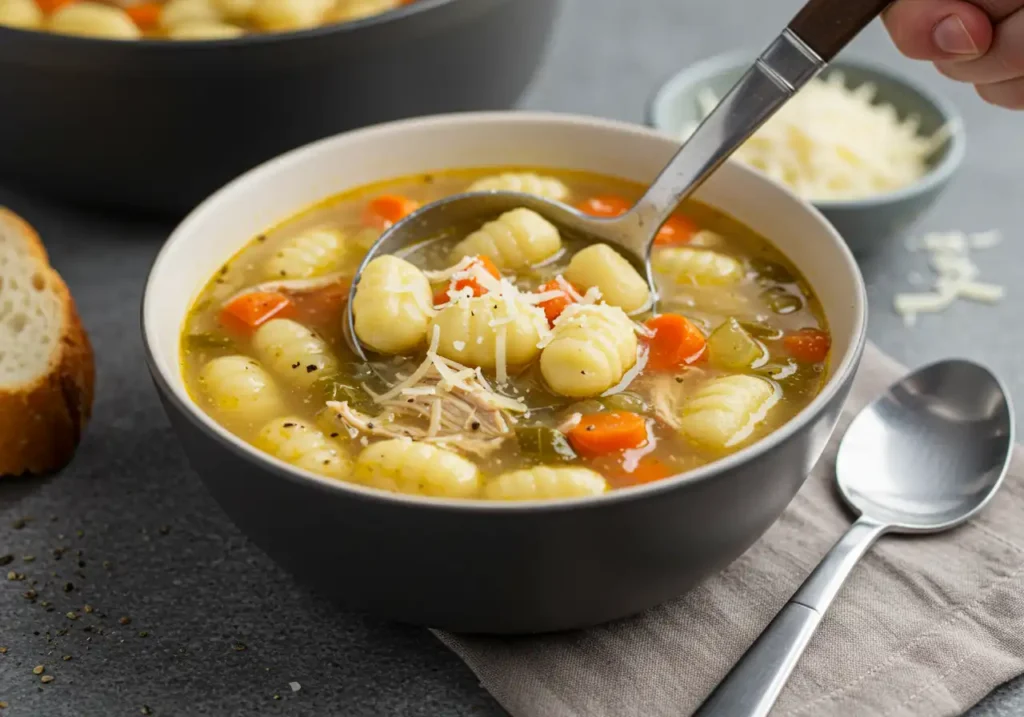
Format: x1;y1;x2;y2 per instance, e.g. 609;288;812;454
212;0;256;20
352;439;481;498
327;0;402;22
197;355;285;422
677;375;779;449
263;227;344;280
467;173;571;202
251;318;338;388
49;2;142;38
653;247;744;286
0;0;42;30
183;167;830;500
431;294;548;371
250;0;332;31
169;21;245;38
255;417;351;479
565;244;650;313
159;0;221;30
352;255;434;354
484;466;607;500
450;208;561;270
540;304;637;398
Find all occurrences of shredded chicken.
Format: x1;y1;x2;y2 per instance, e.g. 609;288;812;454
649;368;707;430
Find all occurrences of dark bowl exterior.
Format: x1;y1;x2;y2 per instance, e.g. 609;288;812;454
152;355;860;635
0;0;559;215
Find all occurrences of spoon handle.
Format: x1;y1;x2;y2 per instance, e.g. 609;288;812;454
617;0;890;258
692;517;888;717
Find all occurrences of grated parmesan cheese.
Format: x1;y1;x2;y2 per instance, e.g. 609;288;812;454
894;230;1005;326
682;72;953;201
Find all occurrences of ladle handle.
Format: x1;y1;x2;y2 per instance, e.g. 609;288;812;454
614;0;891;258
692;517;888;717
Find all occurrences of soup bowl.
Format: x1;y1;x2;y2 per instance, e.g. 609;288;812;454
0;0;559;215
142;111;868;634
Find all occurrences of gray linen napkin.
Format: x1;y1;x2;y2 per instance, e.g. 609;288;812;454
435;343;1024;717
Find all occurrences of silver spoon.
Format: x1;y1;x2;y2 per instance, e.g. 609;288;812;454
693;358;1015;717
344;0;894;359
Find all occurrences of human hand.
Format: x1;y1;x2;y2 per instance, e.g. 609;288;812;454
883;0;1024;109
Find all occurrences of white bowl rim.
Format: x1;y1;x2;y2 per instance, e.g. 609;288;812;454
142;110;868;514
646;50;968;210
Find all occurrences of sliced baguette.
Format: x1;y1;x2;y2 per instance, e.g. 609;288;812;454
0;208;95;477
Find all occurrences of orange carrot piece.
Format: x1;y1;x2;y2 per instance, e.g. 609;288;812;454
287;281;349;327
536;279;578;325
576;195;631;218
618;456;672;486
35;0;76;12
126;2;161;27
653;214;699;247
362;194;421;230
568;412;649;458
433;255;501;305
644;314;706;371
219;292;293;335
784;328;831;363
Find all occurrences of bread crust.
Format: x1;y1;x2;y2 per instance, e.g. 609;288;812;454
0;208;95;477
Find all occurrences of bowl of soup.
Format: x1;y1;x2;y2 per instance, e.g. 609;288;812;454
0;0;559;214
143;111;867;633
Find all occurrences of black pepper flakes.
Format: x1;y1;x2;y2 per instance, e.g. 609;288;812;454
329;433;339;438
471;422;481;431
158;526;170;536
305;365;317;373
291;362;301;369
12;518;27;530
0;555;12;567
141;706;153;716
63;582;74;593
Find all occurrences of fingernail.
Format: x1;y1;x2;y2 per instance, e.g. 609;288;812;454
934;15;979;55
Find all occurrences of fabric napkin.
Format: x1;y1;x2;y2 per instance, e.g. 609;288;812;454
435;343;1024;717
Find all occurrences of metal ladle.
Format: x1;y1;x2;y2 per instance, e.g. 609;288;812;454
694;359;1015;717
344;0;894;359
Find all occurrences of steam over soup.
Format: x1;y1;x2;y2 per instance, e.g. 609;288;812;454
181;168;831;501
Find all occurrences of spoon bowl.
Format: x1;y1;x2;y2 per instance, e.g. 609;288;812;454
836;359;1014;533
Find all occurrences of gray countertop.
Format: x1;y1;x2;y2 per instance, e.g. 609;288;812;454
1;0;1021;715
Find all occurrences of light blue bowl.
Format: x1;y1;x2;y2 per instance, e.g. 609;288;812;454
647;52;967;256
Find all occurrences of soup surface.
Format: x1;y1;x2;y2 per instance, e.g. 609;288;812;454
0;0;415;40
181;168;831;501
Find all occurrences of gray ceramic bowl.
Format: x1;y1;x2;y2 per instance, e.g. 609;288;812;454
648;52;966;256
0;0;559;216
142;111;867;634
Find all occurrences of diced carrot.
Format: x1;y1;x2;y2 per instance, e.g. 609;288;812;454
219;292;293;335
433;255;501;305
576;195;631;218
568;412;649;458
35;0;76;12
362;194;421;230
536;279;579;325
644;313;706;370
618;456;672;486
126;2;161;27
653;214;699;247
287;281;349;328
784;328;831;363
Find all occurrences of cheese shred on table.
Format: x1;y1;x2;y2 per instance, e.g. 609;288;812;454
681;72;953;201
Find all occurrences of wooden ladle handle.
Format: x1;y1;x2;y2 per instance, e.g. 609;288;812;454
788;0;894;60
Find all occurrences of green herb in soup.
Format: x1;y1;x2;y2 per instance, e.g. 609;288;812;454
181;169;832;501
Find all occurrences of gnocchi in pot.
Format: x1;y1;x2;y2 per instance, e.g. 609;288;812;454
2;0;415;39
181;167;831;501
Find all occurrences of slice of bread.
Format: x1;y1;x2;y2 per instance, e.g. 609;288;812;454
0;208;95;477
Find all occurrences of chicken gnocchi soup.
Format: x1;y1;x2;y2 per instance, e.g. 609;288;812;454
181;168;831;501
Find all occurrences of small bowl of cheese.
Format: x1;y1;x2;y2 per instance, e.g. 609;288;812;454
647;51;966;256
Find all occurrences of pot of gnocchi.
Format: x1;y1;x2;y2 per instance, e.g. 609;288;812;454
144;112;867;633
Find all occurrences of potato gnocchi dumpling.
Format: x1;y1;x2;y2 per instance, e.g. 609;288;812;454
255;417;352;479
169;21;244;38
49;2;142;38
263;227;344;280
182;167;830;501
432;294;548;371
198;355;285;422
653;247;744;286
0;0;43;29
159;0;221;30
352;255;434;354
251;318;337;388
353;439;481;498
450;208;562;270
540;304;637;398
250;0;332;30
484;466;607;500
677;375;779;449
467;173;571;202
565;244;650;313
327;0;402;23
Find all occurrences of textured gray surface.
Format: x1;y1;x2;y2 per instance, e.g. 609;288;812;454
0;0;1021;715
